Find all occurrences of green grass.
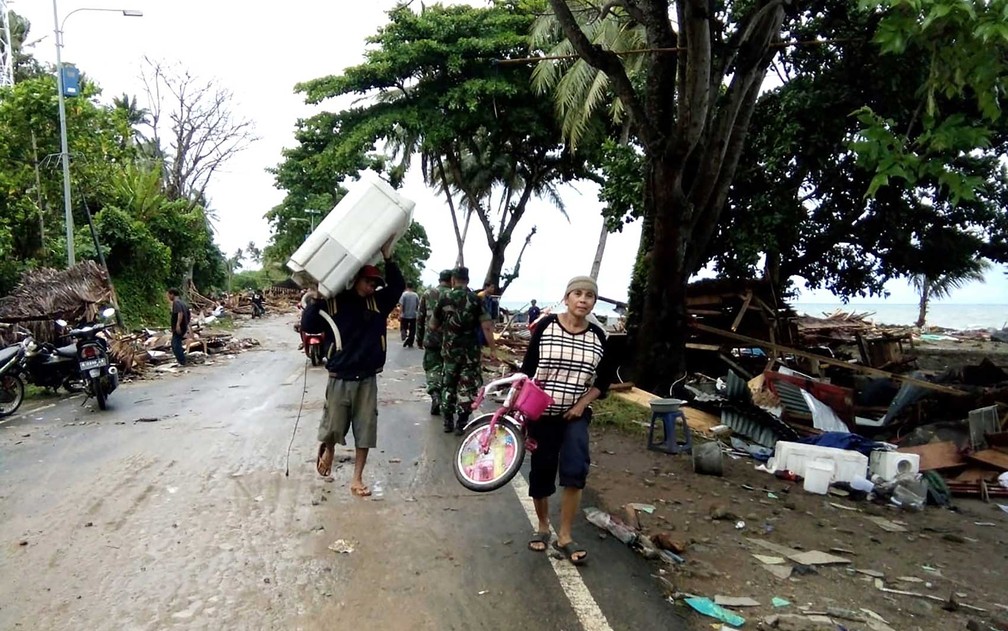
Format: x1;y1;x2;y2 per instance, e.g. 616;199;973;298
592;395;651;435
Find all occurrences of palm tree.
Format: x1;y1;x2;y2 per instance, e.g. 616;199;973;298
530;5;644;279
112;93;151;146
911;260;991;327
530;6;645;152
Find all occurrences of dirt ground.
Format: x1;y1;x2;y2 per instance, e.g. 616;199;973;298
587;428;1008;630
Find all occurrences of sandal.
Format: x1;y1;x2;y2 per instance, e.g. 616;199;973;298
350;484;372;497
316;443;334;477
528;531;550;552
553;540;588;566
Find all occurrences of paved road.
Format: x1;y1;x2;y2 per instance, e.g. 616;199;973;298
0;316;687;630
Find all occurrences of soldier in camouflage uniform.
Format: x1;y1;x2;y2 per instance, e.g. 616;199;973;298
432;266;497;434
417;269;452;416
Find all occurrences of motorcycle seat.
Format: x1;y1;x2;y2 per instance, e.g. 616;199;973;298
0;345;19;364
56;344;78;358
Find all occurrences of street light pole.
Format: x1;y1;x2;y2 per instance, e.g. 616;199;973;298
52;1;142;267
53;0;74;266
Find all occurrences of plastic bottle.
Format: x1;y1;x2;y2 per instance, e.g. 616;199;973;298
850;475;875;493
372;481;384;501
584;507;637;545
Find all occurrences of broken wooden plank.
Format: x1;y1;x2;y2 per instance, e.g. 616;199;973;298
966;448;1008;472
690;322;969;396
897;442;966;471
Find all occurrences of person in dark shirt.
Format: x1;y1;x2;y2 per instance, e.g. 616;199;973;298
526;299;541;325
301;238;403;497
166;288;191;366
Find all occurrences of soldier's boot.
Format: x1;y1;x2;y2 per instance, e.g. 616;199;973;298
430;394;441;416
443;410;455;433
455;410;470;436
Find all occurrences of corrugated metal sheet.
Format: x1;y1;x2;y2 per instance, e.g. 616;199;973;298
720;404;800;449
773;381;812;418
726;370;751;403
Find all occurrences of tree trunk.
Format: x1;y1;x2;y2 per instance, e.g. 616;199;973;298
633;158;690;390
483;237;510;294
590;220;608;280
916;285;929;328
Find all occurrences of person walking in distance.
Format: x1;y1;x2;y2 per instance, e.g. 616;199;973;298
417;269;452;415
526;299;541;325
398;284;420;348
521;276;614;565
166;288;191;367
301;237;404;497
432;266;497;435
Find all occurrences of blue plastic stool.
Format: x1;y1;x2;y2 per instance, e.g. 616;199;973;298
647;398;692;455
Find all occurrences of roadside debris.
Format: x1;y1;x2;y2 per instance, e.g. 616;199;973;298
327;539;356;554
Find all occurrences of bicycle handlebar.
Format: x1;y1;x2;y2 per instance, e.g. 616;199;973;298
471;372;530;410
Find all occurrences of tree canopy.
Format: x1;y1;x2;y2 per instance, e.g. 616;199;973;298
271;0;595;293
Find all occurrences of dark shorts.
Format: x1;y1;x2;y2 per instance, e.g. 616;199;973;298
527;409;592;498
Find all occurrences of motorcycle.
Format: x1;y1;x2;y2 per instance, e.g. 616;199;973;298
20;325;85;394
61;307;119;410
0;341;26;417
304;331;325;366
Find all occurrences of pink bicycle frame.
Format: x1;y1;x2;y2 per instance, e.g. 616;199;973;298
470;372;535;454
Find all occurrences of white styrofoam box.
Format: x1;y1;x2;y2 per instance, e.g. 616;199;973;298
869;450;920;481
768;441;869;484
803;459;834;495
287;170;415;297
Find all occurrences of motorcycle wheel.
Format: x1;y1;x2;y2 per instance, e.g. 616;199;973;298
453;414;526;493
0;374;25;417
93;379;107;411
310;345;321;367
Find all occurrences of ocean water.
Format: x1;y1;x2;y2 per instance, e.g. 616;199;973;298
500;300;1008;331
792;303;1008;331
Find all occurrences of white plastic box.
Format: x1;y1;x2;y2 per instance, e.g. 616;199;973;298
768;441;869;484
869;450;920;481
287;171;415;297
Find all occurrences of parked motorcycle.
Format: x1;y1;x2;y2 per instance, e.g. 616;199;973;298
62;307;119;410
0;341;26;417
20;325;85;394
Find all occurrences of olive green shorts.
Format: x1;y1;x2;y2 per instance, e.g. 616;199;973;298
318;375;378;449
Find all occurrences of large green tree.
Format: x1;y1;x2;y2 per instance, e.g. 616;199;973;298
273;1;594;294
717;0;1008;299
546;0;800;388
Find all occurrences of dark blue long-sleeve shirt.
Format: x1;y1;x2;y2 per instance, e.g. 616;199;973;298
302;260;405;379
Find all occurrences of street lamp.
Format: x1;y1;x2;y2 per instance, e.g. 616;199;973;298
52;2;142;266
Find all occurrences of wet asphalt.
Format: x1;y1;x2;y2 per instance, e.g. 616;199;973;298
0;315;688;630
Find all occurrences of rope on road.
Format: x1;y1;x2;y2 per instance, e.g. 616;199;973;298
285;355;310;477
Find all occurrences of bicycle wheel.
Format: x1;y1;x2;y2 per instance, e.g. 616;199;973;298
453;413;526;492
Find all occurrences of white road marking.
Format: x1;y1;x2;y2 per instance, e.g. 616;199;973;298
510;472;614;631
0;402;56;426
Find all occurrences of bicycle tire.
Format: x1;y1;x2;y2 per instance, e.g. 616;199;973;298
453;413;526;493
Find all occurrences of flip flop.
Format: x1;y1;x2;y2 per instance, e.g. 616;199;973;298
528;531;550;552
553;540;588;566
316;443;333;477
350;485;372;497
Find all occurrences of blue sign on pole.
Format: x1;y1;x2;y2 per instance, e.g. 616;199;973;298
61;66;80;97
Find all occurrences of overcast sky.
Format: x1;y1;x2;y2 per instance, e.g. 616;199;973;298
15;0;1007;305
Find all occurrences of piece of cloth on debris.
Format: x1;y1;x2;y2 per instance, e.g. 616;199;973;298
798;432;888;457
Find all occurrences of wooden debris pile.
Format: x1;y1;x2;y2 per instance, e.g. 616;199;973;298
109;324;260;376
0;261;114;343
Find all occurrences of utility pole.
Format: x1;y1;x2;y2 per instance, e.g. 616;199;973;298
0;0;14;87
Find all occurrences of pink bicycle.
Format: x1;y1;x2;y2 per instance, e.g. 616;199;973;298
453;372;554;492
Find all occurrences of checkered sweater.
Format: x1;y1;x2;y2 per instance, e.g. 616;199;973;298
520;315;614;417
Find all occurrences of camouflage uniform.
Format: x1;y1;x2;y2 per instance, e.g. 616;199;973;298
432;269;489;433
417;270;452;414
